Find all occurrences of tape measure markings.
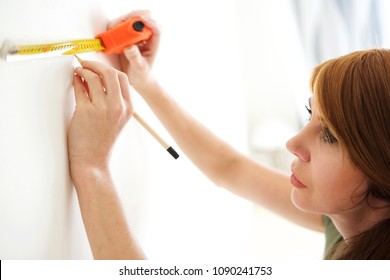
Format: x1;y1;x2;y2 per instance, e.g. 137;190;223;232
10;17;152;56
15;39;105;55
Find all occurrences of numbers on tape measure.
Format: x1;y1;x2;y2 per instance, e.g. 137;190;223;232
16;39;105;55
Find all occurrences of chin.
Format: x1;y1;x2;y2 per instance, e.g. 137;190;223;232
291;190;317;213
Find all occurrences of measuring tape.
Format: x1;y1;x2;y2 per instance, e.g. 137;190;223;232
9;17;152;56
14;39;105;55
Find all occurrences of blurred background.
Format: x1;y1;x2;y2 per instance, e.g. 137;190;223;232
102;0;390;260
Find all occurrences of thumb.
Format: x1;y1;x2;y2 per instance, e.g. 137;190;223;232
123;45;146;70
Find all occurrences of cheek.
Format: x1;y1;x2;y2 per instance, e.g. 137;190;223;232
292;155;367;214
314;160;350;194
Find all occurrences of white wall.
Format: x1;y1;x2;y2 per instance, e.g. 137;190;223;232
0;0;152;259
0;56;78;259
0;0;253;260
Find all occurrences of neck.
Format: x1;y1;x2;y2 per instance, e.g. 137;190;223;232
329;197;390;240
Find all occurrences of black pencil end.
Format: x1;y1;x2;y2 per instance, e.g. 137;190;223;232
167;146;179;159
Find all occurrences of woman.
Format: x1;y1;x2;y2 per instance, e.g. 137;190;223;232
67;11;390;259
304;50;390;259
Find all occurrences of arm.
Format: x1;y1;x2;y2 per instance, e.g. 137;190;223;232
68;60;146;259
71;167;145;259
114;12;323;232
133;78;323;231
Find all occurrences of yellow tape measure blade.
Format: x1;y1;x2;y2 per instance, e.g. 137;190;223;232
14;39;105;55
62;39;105;54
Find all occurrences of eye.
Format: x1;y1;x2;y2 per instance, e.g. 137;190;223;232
321;127;338;144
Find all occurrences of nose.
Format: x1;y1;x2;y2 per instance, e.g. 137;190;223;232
285;130;310;162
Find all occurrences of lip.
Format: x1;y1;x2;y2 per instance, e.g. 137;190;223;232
290;172;308;189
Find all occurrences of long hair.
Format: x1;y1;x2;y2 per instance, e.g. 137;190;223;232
310;49;390;259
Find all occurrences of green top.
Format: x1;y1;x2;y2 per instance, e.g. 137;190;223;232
323;215;343;258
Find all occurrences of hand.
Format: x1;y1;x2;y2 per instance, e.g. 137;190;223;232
67;60;133;175
107;10;161;92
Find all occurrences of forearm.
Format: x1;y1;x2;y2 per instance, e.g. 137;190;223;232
138;80;241;187
72;167;146;260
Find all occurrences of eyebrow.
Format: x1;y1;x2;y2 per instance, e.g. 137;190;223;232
308;97;312;108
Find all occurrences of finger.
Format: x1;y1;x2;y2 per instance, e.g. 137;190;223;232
123;45;145;70
135;15;161;67
73;74;91;103
117;71;132;105
118;72;133;121
78;60;122;101
74;67;105;103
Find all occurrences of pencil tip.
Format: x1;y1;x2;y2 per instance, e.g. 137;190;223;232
74;54;83;64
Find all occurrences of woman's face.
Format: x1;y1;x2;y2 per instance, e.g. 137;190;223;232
286;96;368;215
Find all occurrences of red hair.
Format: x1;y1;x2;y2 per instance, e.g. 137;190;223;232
311;49;390;259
